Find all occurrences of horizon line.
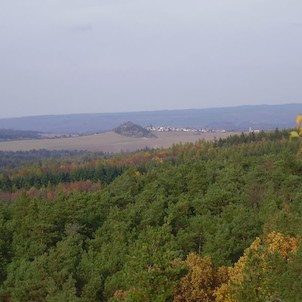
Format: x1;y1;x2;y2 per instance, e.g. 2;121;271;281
1;102;301;120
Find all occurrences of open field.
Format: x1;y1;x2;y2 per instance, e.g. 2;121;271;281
0;131;240;153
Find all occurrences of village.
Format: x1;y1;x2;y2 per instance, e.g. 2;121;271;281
145;125;262;134
145;125;227;133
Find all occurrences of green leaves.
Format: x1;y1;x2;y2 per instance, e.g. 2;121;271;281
0;131;302;301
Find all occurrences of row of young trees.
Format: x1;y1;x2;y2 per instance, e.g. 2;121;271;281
0;130;301;301
0;164;126;192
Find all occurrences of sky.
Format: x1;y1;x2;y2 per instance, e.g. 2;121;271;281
0;0;301;118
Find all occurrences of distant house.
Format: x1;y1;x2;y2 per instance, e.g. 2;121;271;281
249;127;260;133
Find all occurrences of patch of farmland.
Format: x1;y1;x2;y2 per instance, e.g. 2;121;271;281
0;131;239;153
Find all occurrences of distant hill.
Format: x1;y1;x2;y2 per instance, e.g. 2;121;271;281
0;103;300;134
114;121;157;138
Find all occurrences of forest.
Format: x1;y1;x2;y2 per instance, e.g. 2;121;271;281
0;129;301;301
0;129;42;142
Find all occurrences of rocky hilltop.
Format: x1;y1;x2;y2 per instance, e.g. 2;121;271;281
114;121;157;138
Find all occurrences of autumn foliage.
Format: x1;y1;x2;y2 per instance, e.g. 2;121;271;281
173;254;228;302
0;130;301;301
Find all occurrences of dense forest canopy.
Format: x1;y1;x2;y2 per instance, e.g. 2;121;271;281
0;129;301;301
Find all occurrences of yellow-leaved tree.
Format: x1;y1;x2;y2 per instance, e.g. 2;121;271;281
173;253;228;302
214;231;299;302
290;115;302;139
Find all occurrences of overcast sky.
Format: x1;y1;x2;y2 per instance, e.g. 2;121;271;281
0;0;301;118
